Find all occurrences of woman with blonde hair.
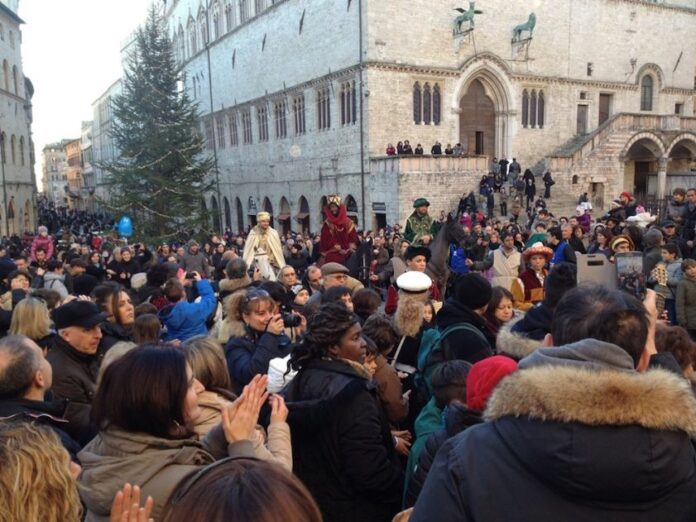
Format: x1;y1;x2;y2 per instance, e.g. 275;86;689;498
0;422;82;522
216;290;247;344
182;335;292;470
9;296;55;353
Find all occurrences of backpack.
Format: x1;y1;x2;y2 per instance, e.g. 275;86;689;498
414;323;488;401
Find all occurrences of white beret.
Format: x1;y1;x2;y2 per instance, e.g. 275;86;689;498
396;271;432;293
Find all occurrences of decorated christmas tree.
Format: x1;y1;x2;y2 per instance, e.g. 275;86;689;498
101;6;214;243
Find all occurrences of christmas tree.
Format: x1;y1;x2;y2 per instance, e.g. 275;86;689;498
100;5;214;243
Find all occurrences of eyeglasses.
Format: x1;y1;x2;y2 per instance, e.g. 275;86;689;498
244;289;270;302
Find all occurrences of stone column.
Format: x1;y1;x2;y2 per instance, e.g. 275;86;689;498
657;157;668;201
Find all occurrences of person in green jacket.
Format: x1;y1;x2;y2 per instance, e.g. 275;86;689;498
403;360;471;507
404;198;441;246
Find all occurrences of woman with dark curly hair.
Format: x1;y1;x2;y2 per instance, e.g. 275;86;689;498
285;303;403;522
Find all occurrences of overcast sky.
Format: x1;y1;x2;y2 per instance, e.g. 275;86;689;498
19;0;152;177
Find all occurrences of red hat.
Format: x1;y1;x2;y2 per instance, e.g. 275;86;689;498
466;356;518;411
620;191;632;200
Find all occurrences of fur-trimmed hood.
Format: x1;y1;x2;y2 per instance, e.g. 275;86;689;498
480;338;696;503
495;315;542;361
219;275;252;294
485;364;696;436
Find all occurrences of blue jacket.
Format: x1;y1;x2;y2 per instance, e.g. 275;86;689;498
158;279;217;342
225;329;292;395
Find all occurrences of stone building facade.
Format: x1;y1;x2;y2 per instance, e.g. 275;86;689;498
159;0;696;233
92;79;121;211
0;2;35;235
41;141;69;206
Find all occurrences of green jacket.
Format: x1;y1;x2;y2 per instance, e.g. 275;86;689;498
403;397;443;506
404;212;440;245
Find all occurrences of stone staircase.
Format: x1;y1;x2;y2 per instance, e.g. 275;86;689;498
545;113;695;215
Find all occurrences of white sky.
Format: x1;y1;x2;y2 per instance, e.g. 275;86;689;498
19;0;152;178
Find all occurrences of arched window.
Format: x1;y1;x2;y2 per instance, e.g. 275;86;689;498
188;18;197;55
433;84;441;125
530;90;537;128
2;60;8;91
199;9;208;46
12;65;17;95
178;25;185;60
413;82;422;124
641;75;653;111
19;136;24;166
10;135;16;164
538;91;545;129
212;2;221;40
225;1;235;31
240;0;249;23
521;90;529;128
423;83;432;125
223;197;231;230
1;132;6;164
255;0;265;15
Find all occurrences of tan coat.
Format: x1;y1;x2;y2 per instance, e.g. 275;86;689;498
78;425;254;521
193;390;293;471
373;354;408;424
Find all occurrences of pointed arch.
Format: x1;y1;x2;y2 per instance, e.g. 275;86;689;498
345;194;358;225
10;134;15;164
538;91;545;128
235;197;244;232
640;75;653;111
453;58;514;158
423;83;431;124
297;195;310;233
279;196;291;234
413;82;422;124
11;65;17;95
18;136;24;166
521;89;529;128
433;84;441;125
2;60;7;91
211;195;221;232
530;90;537;128
223;196;231;230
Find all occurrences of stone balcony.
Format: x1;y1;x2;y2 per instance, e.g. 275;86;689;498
368;155;490;224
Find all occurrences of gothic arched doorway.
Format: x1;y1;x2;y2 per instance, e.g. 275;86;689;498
459;79;495;156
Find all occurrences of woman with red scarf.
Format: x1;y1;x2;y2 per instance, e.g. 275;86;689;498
320;195;359;264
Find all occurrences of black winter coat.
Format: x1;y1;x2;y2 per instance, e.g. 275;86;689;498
411;359;696;522
431;299;493;365
284;359;403;522
99;321;133;351
405;402;481;507
0;398;82;459
46;336;102;445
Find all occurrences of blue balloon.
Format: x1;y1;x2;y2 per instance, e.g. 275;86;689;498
118;216;133;238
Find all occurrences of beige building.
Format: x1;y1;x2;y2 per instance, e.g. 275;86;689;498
41;141;69;206
64;138;83;210
0;1;35;235
159;0;696;232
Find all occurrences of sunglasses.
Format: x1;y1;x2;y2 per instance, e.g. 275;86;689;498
245;289;270;303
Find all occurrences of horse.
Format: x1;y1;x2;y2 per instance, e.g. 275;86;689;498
453;2;483;33
512;12;536;42
426;211;468;298
253;251;277;282
345;239;374;286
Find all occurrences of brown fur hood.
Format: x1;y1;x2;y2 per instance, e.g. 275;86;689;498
485;364;696;436
495;315;542;361
219;275;252;293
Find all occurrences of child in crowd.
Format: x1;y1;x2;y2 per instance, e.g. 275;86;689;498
650;243;683;323
422;300;437;329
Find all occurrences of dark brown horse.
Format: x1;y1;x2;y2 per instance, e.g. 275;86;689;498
426;211;467;298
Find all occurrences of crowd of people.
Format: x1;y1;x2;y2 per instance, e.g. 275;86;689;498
2;186;696;521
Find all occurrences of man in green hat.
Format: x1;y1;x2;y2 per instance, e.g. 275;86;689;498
404;198;440;246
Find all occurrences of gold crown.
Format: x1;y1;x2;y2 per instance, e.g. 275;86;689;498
327;194;342;206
